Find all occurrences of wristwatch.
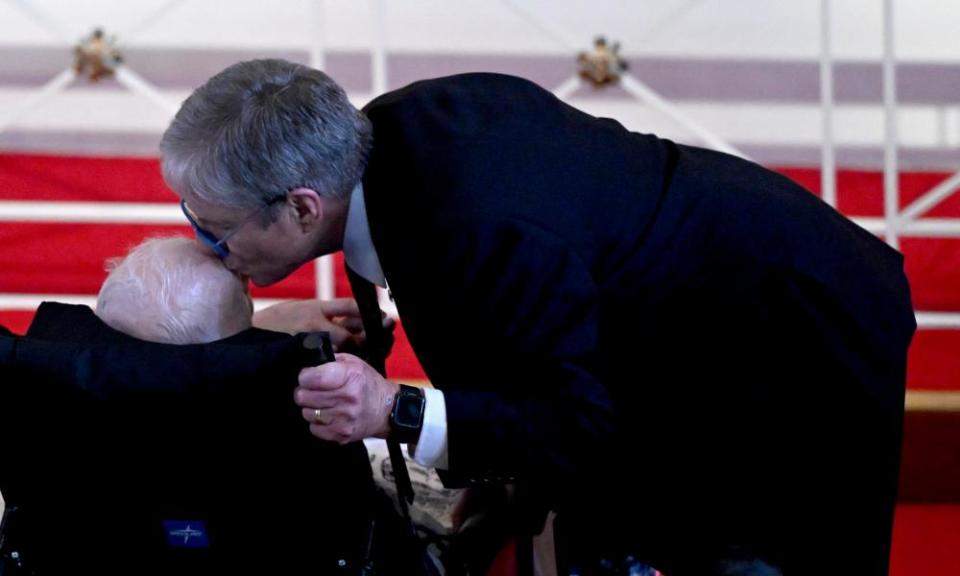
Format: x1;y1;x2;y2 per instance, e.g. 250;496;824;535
389;384;426;443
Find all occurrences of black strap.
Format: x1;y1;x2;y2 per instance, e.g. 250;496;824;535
344;266;388;376
344;266;417;509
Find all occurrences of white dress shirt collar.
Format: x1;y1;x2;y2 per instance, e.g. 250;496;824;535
342;182;386;287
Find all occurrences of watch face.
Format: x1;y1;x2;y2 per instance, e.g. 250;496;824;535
396;395;424;427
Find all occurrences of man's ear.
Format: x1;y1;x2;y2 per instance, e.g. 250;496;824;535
287;187;324;231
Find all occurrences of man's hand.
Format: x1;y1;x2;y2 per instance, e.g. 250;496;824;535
252;299;395;352
294;353;399;444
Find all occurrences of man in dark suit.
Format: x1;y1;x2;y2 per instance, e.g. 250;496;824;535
160;59;916;575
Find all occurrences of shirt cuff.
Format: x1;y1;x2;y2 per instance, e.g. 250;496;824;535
412;386;448;470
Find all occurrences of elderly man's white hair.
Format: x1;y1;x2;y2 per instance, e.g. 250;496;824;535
96;237;253;344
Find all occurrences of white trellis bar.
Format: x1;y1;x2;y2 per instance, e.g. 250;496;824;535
852;217;960;238
819;0;837;208
882;0;900;250
124;0;190;43
4;0;72;39
552;75;582;100
916;312;960;329
899;171;960;223
114;66;180;116
0;68;76;135
310;0;327;72
311;0;335;300
0;201;183;224
501;0;581;51
371;0;388;96
620;73;749;159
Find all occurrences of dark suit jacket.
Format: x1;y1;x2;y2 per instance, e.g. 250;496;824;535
361;73;916;574
0;303;377;575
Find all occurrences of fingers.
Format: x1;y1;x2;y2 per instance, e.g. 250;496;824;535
334;316;365;334
333;353;363;363
325;323;358;351
308;422;356;445
253;299;338;335
251;299;394;343
295;356;364;405
294;387;340;411
298;361;352;391
295;355;392;443
300;406;339;425
301;403;364;445
320;298;361;318
294;377;357;437
328;304;396;346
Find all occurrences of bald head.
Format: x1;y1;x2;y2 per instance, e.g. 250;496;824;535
96;237;253;344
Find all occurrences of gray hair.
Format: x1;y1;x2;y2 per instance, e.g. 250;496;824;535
95;237;253;344
160;58;372;213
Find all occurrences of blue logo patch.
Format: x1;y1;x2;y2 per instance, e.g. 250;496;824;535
162;520;210;548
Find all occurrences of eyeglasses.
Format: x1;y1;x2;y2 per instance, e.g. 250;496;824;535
180;196;285;259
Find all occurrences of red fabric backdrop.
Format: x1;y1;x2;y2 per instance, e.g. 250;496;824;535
1;154;957;386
